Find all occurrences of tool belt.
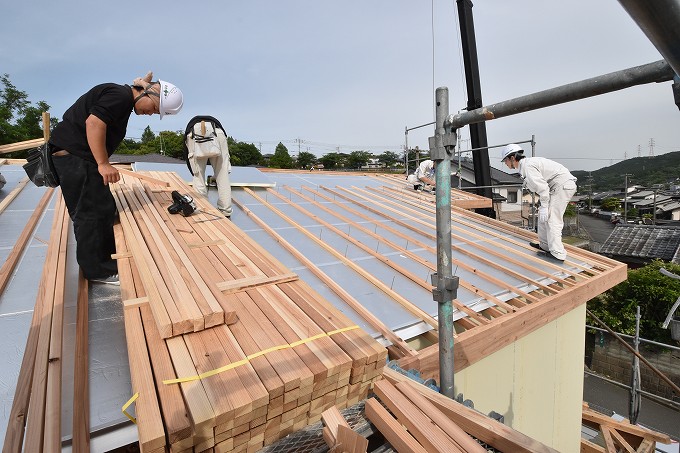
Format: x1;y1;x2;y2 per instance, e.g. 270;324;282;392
23;143;60;188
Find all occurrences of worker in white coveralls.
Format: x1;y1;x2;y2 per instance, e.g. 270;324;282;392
406;159;436;191
183;115;233;217
500;143;577;262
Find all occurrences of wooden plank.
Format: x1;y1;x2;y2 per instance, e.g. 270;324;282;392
216;273;299;293
0;177;30;215
336;425;368;453
321;406;348;447
0;187;53;295
0;137;44;154
581;438;606;453
72;272;91;452
364;398;428;453
395;381;486;453
636;438;656;453
23;196;66;453
123;305;166;452
117;167;170;186
384;368;560;453
44;204;70;452
373;380;465;453
187;239;226;248
601;426;618;453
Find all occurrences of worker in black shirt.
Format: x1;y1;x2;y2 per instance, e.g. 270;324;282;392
49;72;184;284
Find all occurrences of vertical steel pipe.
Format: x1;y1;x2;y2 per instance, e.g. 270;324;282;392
434;87;456;398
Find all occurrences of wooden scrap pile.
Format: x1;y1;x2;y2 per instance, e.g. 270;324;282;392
113;172;387;453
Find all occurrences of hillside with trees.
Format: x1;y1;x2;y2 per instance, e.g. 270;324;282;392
572;151;680;191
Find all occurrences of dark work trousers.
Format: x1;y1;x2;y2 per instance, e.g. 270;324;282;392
52;153;118;279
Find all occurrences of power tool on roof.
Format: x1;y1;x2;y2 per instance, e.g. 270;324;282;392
168;190;197;217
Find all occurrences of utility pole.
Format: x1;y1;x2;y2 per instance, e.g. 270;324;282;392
653;186;659;224
587;172;594;212
623;174;632;223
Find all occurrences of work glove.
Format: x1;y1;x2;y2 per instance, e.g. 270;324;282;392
538;206;549;223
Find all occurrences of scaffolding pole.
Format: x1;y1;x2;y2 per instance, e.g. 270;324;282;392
444;60;675;130
429;87;459;398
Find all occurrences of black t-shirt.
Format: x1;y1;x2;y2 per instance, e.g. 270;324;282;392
50;83;134;162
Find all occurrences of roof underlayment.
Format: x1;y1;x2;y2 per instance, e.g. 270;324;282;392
0;161;627;449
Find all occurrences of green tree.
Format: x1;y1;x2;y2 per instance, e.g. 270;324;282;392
137;130;184;158
348;150;373;170
229;138;263;166
588;260;680;344
270;142;293;169
296;151;317;169
0;74;54;156
141;126;156;144
564;203;577;218
319;152;341;169
378;150;401;168
116;138;142;154
600;197;621;212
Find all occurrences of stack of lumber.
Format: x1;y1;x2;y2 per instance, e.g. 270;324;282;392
113;172;387;453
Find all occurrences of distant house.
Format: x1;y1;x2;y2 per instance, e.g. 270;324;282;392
600;224;680;267
361;158;384;170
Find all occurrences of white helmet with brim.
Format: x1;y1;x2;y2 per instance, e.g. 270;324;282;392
500;143;524;162
159;80;184;119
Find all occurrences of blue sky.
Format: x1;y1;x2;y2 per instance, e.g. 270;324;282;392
2;1;678;171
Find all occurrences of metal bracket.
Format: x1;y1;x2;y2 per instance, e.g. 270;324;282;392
428;130;457;161
430;273;460;303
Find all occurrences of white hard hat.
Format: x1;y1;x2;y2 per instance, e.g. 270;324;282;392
500;143;524;162
158;80;184;119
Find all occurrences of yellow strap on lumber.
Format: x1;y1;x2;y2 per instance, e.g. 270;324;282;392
163;325;360;385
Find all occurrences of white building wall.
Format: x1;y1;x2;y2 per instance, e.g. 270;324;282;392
452;304;586;453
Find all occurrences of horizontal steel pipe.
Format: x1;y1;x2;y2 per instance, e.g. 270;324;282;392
445;60;675;130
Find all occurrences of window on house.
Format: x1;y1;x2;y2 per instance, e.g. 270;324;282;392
507;190;518;203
